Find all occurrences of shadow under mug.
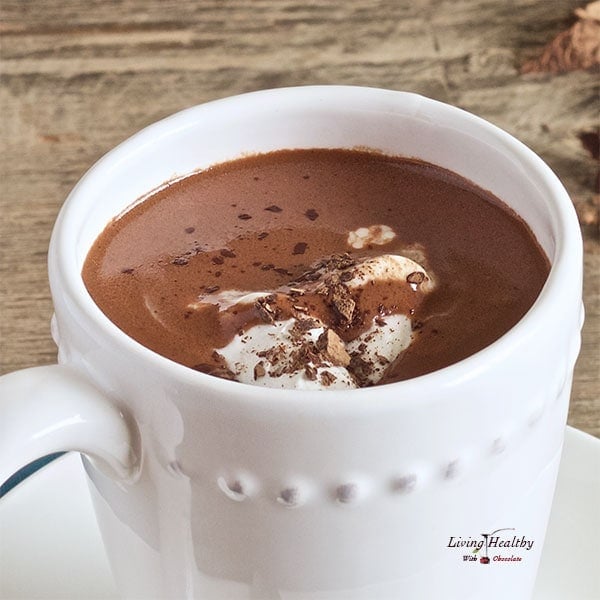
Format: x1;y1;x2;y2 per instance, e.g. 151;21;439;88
0;86;583;600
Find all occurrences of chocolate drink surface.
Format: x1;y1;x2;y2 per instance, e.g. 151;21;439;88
83;149;550;388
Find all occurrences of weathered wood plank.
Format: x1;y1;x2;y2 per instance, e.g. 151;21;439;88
1;0;597;435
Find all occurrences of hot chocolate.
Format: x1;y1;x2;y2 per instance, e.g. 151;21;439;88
82;148;550;387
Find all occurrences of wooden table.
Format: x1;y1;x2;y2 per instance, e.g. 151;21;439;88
1;1;598;436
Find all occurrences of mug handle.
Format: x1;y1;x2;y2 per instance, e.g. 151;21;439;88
0;365;139;486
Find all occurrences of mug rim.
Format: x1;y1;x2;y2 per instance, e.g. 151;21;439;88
48;85;582;407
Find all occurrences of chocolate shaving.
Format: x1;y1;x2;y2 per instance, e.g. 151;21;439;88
258;232;269;240
316;329;351;367
406;271;425;285
192;363;237;380
375;353;389;366
316;253;356;272
204;285;220;294
293;254;355;284
290;317;322;335
264;345;288;374
211;256;224;265
348;355;374;387
265;205;283;213
193;351;237;381
295;270;321;282
304;364;318;381
121;267;135;274
329;284;356;323
220;248;236;258
305;208;319;221
171;257;189;266
253;362;266;380
184;226;195;234
254;294;281;323
320;370;337;386
238;213;252;220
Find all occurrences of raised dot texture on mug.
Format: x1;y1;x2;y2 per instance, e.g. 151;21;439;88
335;482;360;504
217;476;249;502
443;460;460;480
390;473;417;494
491;437;506;455
277;487;305;508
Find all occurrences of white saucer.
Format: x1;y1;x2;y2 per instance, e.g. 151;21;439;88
1;426;598;599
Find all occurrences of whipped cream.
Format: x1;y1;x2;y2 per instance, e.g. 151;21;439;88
190;253;434;389
347;225;396;249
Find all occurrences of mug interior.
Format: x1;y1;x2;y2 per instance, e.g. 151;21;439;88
51;86;578;396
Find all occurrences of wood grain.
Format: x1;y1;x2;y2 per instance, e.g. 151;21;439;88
1;1;598;436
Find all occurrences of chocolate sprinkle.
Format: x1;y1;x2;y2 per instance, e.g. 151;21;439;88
292;242;308;255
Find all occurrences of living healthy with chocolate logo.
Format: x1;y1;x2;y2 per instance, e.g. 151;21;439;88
448;528;536;565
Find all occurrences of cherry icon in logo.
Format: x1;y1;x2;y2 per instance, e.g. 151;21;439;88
480;556;490;564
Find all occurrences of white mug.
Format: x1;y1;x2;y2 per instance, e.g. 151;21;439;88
0;86;583;600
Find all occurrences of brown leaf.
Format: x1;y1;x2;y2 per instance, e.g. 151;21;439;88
521;4;600;74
